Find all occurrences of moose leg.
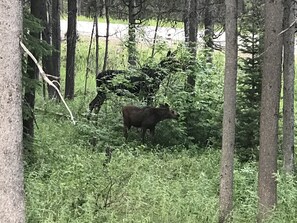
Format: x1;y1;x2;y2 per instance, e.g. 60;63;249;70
123;125;129;140
141;128;147;143
88;92;106;114
149;127;155;142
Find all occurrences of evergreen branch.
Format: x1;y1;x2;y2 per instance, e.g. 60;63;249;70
20;41;76;125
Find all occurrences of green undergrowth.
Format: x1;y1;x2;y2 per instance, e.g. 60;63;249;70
25;108;297;222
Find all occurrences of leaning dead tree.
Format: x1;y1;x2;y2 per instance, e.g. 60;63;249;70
21;42;76;124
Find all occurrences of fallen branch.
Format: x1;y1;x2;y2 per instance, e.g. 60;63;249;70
20;41;76;125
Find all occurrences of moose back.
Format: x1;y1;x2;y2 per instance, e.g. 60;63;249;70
122;104;179;143
89;51;179;114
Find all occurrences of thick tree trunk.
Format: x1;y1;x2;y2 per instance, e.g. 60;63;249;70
282;0;295;175
65;0;77;99
219;0;237;222
0;1;25;222
257;0;283;221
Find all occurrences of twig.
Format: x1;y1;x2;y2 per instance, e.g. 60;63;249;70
20;41;76;125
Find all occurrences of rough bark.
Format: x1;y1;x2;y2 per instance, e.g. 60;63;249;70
219;0;238;222
282;0;295;175
257;0;283;221
0;0;25;222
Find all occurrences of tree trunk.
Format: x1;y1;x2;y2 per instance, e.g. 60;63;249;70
128;0;137;66
40;0;54;99
204;0;214;63
95;13;99;76
282;0;295;175
184;0;198;92
50;0;61;99
257;0;283;221
102;0;110;71
65;0;77;99
219;0;238;222
0;1;25;222
24;0;43;144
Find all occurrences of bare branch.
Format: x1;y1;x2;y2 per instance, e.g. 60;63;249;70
20;41;76;125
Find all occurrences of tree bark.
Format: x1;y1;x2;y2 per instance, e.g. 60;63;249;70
184;0;198;92
65;0;77;99
50;0;61;99
282;0;295;175
257;0;283;221
219;0;237;222
204;0;214;63
102;0;110;71
0;1;25;222
128;0;137;66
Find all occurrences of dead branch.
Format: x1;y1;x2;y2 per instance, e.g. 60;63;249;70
20;41;76;125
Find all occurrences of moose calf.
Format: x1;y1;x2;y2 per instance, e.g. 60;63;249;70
122;104;179;143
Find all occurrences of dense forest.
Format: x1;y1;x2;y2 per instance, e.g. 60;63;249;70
0;0;296;222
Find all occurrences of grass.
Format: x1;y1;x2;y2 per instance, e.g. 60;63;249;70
24;39;297;222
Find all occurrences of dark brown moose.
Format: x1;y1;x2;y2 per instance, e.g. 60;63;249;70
122;103;179;143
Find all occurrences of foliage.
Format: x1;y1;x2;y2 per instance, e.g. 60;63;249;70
236;0;264;162
25;112;297;222
24;29;297;222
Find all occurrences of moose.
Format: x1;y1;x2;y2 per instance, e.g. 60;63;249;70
88;51;179;114
122;103;179;143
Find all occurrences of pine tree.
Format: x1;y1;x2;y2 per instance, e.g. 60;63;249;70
236;0;264;162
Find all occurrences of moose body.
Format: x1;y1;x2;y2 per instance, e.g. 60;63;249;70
88;51;179;114
122;104;179;142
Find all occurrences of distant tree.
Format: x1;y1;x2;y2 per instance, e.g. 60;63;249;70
282;0;295;175
257;0;283;221
219;0;238;222
65;0;77;99
236;0;264;162
126;0;139;66
0;1;25;221
102;0;111;71
203;0;214;62
40;0;54;99
184;0;198;92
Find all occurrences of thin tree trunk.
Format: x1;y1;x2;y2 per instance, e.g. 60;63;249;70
102;0;110;72
95;14;99;76
128;0;137;66
151;14;160;58
0;1;25;221
219;0;238;222
65;0;77;99
84;19;95;95
41;0;53;100
204;0;214;63
50;0;61;99
185;0;198;92
257;0;283;221
282;0;295;175
24;0;42;144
